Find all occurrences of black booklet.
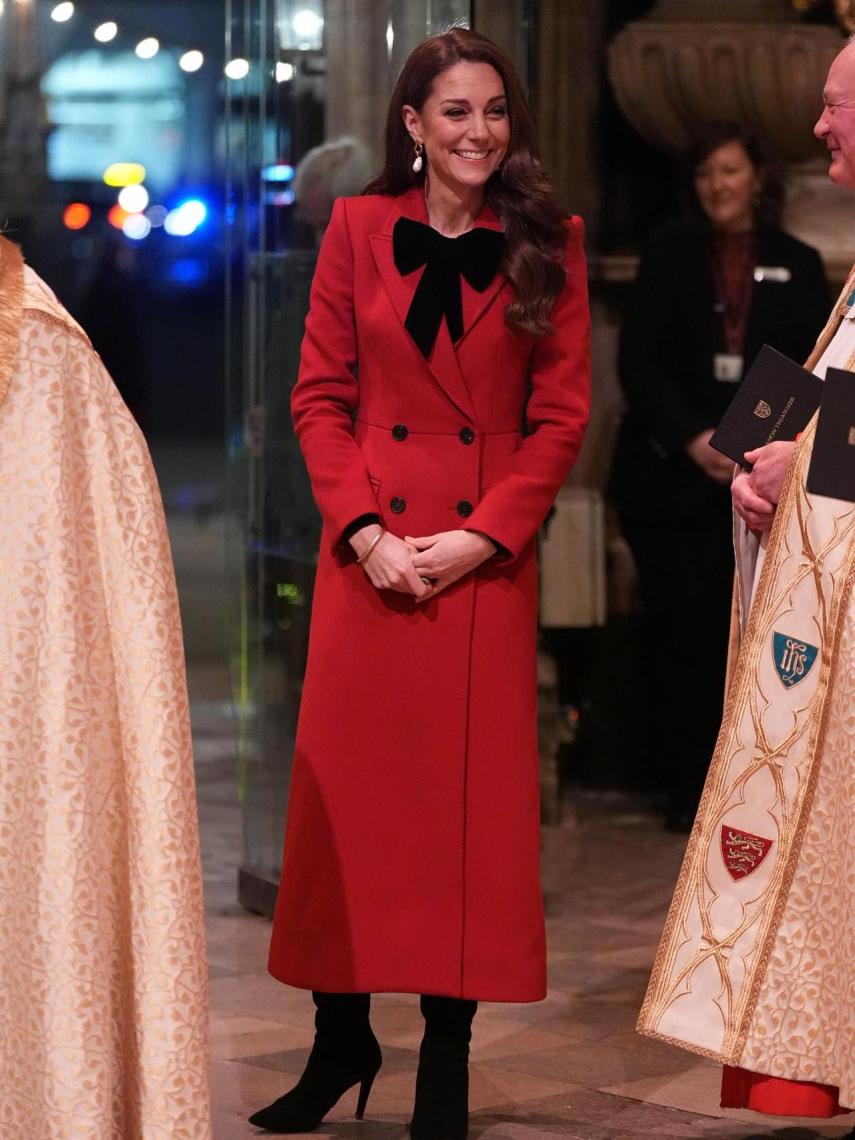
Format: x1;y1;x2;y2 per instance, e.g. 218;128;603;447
710;344;822;468
806;367;855;503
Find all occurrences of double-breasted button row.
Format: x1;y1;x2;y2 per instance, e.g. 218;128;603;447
388;497;473;517
391;424;475;445
387;426;474;518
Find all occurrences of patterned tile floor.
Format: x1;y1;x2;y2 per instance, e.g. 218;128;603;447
191;697;854;1140
162;468;853;1140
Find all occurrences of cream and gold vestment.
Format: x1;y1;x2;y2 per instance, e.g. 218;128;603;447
638;269;855;1109
0;240;211;1137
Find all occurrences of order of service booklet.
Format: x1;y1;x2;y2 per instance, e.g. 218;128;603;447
806;366;855;503
710;344;822;469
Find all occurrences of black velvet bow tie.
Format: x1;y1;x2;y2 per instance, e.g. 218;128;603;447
392;216;505;358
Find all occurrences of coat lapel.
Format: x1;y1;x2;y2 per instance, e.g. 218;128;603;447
458;205;506;347
369;188;506;421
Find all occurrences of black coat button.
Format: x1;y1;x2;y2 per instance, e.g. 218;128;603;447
392;424;408;441
459;427;475;445
390;497;406;514
456;500;474;518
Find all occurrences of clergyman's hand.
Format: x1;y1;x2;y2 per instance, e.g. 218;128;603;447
744;440;795;507
732;470;775;533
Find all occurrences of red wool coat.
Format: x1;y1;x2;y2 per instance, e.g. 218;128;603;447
269;186;590;1002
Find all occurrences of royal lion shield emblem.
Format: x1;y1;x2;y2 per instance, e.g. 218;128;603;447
721;825;774;882
772;631;818;688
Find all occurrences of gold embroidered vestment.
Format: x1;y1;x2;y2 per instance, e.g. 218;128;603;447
638;269;855;1108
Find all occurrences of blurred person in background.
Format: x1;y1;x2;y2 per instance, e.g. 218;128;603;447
291;135;374;247
249;26;590;1139
0;237;210;1135
245;135;372;459
610;121;828;831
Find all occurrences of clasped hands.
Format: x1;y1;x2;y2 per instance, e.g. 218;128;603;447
349;524;494;601
730;440;795;532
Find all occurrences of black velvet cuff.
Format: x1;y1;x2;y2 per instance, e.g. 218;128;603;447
342;513;382;544
465;529;508;559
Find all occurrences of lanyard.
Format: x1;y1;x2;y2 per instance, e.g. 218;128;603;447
712;235;756;356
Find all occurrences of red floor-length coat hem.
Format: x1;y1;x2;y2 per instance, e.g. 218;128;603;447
268;188;590;1001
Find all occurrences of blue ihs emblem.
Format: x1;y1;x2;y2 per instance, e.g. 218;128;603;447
772;632;818;688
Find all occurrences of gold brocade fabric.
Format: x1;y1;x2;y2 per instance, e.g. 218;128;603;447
0;243;211;1137
638;268;855;1108
740;598;855;1093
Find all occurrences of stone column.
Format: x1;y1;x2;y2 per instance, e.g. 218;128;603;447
324;0;471;163
0;0;48;224
323;1;396;162
532;0;619;495
471;0;529;73
535;0;607;238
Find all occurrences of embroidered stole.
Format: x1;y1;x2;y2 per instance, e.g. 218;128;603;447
638;266;855;1067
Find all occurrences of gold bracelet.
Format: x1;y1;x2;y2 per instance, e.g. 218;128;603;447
356;527;385;565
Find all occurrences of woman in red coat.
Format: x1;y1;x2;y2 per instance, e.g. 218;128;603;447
250;27;590;1138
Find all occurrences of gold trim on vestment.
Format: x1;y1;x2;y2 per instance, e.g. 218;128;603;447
20;261;91;345
30;309;90;343
636;1026;736;1065
638;262;855;1067
0;237;24;409
814;265;855;369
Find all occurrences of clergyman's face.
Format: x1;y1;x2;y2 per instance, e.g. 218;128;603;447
815;47;855;190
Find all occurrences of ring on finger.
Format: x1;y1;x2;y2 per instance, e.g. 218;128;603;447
420;576;432;586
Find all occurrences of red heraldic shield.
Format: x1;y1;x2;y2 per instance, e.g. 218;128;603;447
720;825;774;882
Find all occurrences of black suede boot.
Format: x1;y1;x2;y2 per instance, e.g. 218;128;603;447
248;991;381;1133
410;994;477;1140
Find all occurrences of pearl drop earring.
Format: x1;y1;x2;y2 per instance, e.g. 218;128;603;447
412;142;424;174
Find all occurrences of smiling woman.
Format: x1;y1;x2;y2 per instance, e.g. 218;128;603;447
249;24;591;1140
366;29;568;335
401;64;510;220
693;140;763;235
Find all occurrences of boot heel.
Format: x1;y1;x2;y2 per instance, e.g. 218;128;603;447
355;1068;377;1120
248;993;381;1133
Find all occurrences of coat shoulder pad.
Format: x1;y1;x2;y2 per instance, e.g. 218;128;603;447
335;192;395;224
562;214;584;245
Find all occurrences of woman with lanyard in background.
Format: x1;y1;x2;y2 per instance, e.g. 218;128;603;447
610;121;828;831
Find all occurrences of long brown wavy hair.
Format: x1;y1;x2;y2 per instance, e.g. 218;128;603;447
364;28;568;337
